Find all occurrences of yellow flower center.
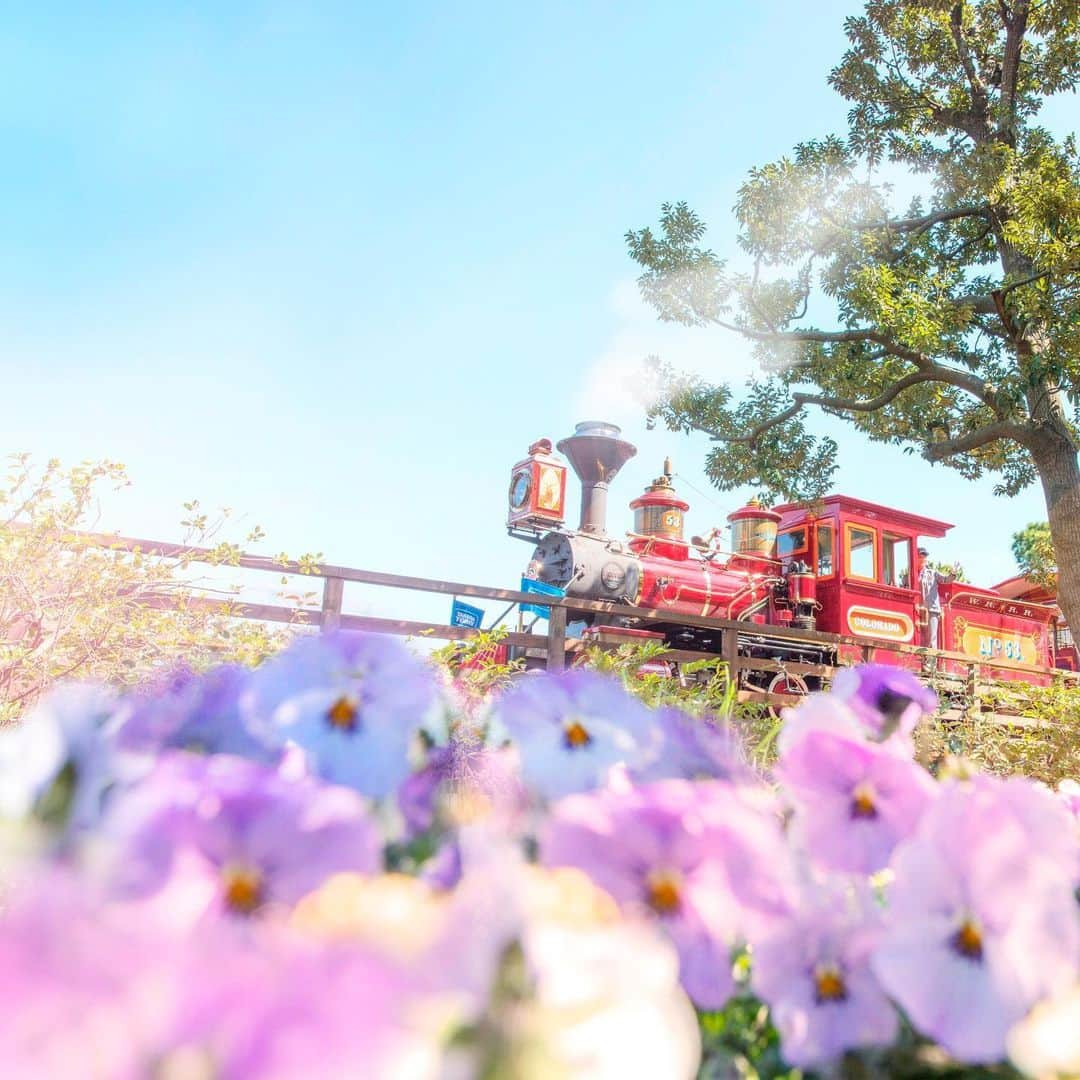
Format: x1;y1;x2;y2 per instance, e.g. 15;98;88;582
813;963;848;1003
563;720;592;750
645;870;682;916
326;695;359;732
222;866;264;915
850;781;878;819
951;918;984;961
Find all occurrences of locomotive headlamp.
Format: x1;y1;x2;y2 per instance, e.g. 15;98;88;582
507;439;567;530
509;469;531;510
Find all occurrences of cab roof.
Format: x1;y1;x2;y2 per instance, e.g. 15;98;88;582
770;494;952;539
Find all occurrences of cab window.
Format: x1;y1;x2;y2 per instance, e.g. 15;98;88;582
882;533;912;588
845;524;876;580
815;523;834;578
778;527;807;560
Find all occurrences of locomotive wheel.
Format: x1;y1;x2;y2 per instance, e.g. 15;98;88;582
765;672;810;719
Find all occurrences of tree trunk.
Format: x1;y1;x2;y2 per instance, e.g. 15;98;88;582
1032;436;1080;637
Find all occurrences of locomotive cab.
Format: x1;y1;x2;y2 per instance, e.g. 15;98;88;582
773;496;951;649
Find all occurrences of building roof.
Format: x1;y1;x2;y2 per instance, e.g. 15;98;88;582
992;573;1057;604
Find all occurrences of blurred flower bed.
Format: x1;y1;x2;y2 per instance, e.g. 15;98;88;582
1;632;1078;1079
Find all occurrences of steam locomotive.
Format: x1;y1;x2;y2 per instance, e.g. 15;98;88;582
507;421;1068;691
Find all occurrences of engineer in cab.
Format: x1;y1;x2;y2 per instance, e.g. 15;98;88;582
917;546;953;652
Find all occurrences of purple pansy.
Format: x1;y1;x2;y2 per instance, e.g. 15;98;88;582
541;779;792;1008
489;671;661;799
776;728;938;874
244;631;439;798
831;664;937;742
0;871;170;1077
0;681;121;831
421;836;464;890
398;745;454;838
634;707;753;783
397;735;527;839
141;928;428;1079
0;874;426;1079
872;777;1080;1063
105;751;381;923
779;665;936;760
980;773;1080;884
752;877;898;1069
1058;779;1080;825
114;662;279;764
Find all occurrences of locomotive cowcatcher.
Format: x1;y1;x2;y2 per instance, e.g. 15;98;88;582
507;421;1065;694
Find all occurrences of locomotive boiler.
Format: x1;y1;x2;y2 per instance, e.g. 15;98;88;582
506;420;1064;688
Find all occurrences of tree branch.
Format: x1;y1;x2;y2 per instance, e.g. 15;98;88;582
796;371;946;415
708;317;996;405
922;420;1031;460
851;204;990;234
713;372;951;447
998;0;1029;140
950;3;990;116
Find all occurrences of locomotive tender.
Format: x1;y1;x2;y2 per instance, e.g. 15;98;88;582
507;420;1066;691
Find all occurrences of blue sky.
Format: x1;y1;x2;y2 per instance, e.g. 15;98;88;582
3;3;1076;626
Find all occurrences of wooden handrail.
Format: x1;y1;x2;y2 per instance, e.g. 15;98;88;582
31;525;1080;691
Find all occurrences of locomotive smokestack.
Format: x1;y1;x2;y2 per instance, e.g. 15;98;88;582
556;421;637;534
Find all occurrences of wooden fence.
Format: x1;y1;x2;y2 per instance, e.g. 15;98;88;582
56;529;1080;719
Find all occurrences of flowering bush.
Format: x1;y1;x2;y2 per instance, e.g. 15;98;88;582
0;631;1077;1078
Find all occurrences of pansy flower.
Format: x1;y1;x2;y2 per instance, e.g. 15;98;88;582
541;779;791;1008
830;664;937;742
633;707;753;783
114;662;278;764
872;778;1080;1063
489;671;660;799
105;752;381;923
752;877;898;1068
0;681;120;832
0;872;430;1079
779;664;936;759
245;631;439;798
776;728;938;874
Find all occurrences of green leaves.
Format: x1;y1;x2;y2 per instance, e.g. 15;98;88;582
0;455;296;722
1011;520;1057;585
626;202;729;326
626;0;1080;506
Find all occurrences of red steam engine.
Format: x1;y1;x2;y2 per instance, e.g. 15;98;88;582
507;421;1067;690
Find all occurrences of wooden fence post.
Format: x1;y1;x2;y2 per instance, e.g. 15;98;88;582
722;626;741;690
546;604;567;671
966;661;979;714
321;577;344;632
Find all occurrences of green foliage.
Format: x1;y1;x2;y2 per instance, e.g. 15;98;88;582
927;558;968;583
1010;520;1056;586
916;676;1080;785
698;992;797;1080
577;641;735;710
696;965;1026;1079
627;1;1080;507
431;626;526;699
0;455;312;723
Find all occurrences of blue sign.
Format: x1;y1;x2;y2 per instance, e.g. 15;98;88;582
520;577;565;618
450;599;485;629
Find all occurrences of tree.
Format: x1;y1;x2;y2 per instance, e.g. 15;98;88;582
626;0;1080;630
1011;519;1057;584
0;455;310;723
